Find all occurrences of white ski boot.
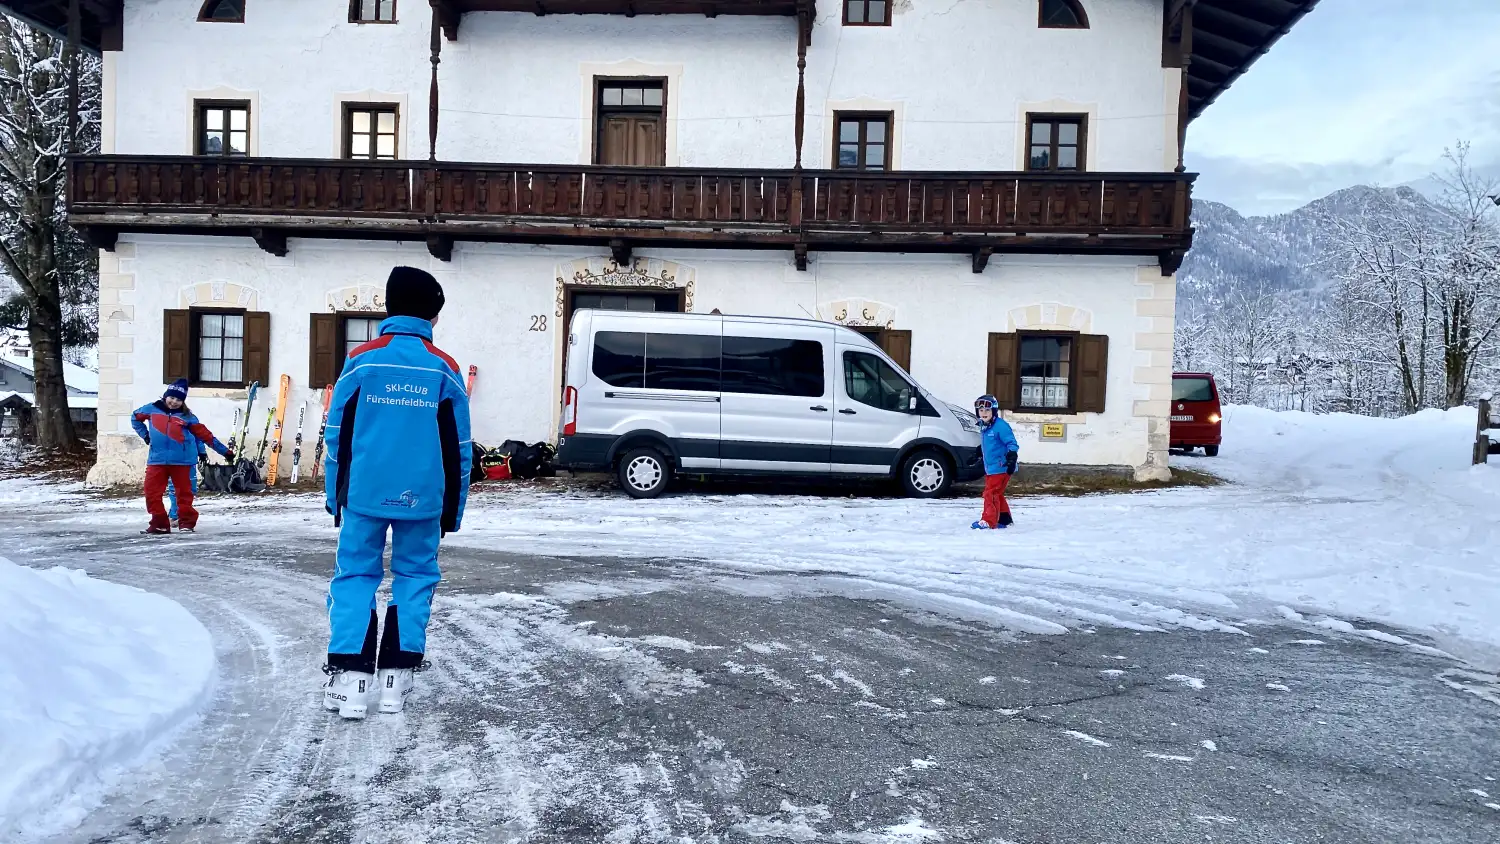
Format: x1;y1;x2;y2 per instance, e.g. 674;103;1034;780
323;670;380;719
377;668;415;714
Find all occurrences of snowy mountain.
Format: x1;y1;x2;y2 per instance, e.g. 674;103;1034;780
1179;185;1436;300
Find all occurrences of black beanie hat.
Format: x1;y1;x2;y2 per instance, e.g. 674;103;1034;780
385;266;445;321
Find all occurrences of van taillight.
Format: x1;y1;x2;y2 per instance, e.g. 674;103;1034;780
562;386;578;436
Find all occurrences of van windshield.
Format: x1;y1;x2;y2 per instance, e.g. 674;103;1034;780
1172;377;1215;402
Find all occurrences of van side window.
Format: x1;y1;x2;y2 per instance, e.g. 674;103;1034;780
593;331;723;391
647;334;721;391
844;351;912;412
593;331;646;387
722;337;824;397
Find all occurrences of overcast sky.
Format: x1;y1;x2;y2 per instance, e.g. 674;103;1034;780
1185;0;1500;217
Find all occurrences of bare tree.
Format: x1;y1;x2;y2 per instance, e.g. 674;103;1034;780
1173;301;1212;372
0;13;99;451
1428;143;1500;408
1205;282;1294;406
1320;191;1436;414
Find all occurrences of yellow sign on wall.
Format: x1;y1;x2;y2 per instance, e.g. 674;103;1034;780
1041;423;1066;440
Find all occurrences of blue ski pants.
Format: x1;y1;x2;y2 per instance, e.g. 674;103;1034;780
167;465;197;522
327;511;442;669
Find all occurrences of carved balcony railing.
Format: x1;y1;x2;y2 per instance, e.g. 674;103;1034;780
68;156;1195;273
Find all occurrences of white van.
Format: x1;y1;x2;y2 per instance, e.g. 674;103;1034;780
556;309;984;498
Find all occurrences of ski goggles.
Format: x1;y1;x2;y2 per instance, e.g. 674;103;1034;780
974;398;997;413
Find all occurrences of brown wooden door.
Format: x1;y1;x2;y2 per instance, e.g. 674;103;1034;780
600;115;664;166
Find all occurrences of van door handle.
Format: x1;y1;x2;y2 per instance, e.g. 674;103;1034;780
839;409;857;415
810;405;828;412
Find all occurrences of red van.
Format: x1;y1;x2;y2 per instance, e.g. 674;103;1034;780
1170;372;1223;456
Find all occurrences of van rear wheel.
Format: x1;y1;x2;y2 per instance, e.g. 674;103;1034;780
900;450;952;499
1204;445;1220;457
618;447;671;498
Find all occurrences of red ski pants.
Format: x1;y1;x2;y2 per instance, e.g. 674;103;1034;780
145;465;196;530
980;473;1012;528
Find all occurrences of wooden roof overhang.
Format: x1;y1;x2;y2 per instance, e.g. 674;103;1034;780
1167;0;1322;122
431;0;813;40
0;0;121;52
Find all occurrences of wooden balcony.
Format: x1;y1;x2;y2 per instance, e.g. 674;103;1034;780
67;156;1195;274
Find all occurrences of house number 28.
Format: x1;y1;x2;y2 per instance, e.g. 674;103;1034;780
529;315;548;332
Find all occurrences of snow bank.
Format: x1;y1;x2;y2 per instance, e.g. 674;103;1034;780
0;559;216;841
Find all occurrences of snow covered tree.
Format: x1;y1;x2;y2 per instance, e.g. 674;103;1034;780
1204;282;1294;406
1427;144;1500;409
0;13;100;451
1319;188;1441;415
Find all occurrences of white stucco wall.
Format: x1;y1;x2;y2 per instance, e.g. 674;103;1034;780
113;0;1176;171
88;0;1184;485
88;237;1173;485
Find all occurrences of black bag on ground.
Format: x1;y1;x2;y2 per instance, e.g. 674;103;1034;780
476;439;557;480
507;441;555;480
201;462;234;493
227;458;267;493
470;442;489;484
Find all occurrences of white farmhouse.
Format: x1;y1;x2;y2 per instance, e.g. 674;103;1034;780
3;0;1315;485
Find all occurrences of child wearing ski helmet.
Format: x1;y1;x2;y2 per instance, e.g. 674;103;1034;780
971;395;1019;530
321;266;473;720
131;379;234;534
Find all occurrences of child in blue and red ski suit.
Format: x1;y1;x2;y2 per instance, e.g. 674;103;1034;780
132;379;233;533
972;394;1019;529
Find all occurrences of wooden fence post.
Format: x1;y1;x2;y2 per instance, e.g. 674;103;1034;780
1477;397;1494;465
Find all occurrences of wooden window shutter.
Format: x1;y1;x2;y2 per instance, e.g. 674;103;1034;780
1076;333;1109;413
881;330;912;372
245;312;271;387
987;332;1019;409
309;314;338;388
163;309;191;382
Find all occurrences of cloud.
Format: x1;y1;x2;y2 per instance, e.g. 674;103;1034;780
1186;146;1500;217
1185;0;1500;215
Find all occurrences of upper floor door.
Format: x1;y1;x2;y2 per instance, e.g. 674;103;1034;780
595;80;666;167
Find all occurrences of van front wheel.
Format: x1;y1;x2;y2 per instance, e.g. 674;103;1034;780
618;447;671;498
900;450;952;499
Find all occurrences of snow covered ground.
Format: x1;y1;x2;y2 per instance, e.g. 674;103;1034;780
13;404;1500;662
437;404;1500;664
1;404;1496;841
0;559;216;842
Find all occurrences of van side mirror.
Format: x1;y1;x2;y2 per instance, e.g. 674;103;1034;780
908;395;919;413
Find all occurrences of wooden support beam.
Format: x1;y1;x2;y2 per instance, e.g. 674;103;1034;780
427;233;454;262
433;0;462;40
609;238;632;266
250;228;288;257
76;224;116;251
793;242;808;271
792;5;811;169
1174;2;1194;171
428;3;442;161
971;246;993;274
1159;247;1186;276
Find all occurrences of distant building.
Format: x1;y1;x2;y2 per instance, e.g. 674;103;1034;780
0;338;100;439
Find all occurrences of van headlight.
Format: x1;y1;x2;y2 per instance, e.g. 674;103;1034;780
947;403;979;433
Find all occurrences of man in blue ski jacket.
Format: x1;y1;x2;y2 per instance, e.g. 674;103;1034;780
320;266;472;719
